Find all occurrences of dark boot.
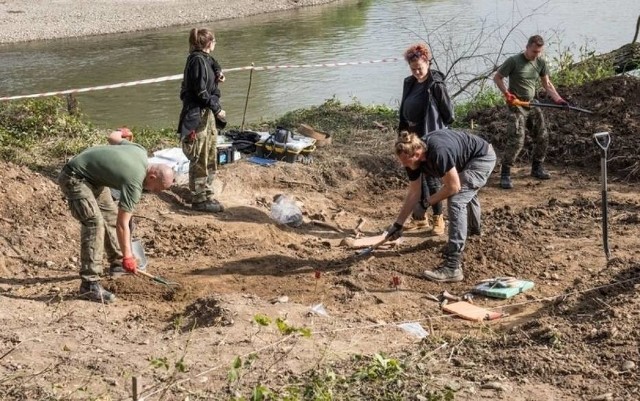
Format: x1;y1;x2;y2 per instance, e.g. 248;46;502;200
500;165;513;189
192;199;224;213
79;281;115;303
531;161;551;180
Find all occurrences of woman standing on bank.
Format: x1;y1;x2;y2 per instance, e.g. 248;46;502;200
177;27;226;213
398;43;454;235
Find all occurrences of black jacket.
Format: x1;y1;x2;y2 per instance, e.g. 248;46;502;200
177;51;222;136
398;70;454;137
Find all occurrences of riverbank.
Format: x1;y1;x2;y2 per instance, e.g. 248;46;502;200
0;0;344;44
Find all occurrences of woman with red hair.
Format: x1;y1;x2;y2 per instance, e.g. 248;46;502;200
398;43;454;236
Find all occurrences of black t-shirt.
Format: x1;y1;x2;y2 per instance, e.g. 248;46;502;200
401;81;428;124
405;129;490;181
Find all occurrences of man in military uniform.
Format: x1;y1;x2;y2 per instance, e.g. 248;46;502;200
493;35;568;189
58;129;174;303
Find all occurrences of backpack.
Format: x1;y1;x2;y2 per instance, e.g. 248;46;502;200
224;129;262;154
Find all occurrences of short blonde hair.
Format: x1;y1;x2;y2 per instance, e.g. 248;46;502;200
395;131;425;158
148;164;175;189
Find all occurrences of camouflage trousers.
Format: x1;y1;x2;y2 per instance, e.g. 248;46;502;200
501;106;548;167
181;109;219;204
58;169;122;282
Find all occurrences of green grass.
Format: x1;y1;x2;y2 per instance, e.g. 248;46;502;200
451;89;504;129
0;96;178;169
549;44;616;87
271;97;398;143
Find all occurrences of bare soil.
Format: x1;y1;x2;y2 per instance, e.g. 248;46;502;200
1;76;639;400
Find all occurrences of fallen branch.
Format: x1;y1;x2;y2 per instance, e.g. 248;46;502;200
0;338;34;361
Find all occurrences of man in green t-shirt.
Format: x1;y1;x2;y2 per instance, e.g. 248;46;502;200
58;129;175;303
493;35;568;189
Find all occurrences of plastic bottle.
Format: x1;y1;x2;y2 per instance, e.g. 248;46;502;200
270;194;303;227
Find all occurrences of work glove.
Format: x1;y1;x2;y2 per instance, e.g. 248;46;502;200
122;256;138;274
504;91;517;106
385;222;404;241
554;97;569;106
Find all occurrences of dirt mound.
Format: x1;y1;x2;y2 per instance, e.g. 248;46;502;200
169;296;235;332
468;75;640;181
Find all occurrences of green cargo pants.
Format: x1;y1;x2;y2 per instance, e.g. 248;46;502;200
501;105;549;167
58;169;123;282
181;109;219;204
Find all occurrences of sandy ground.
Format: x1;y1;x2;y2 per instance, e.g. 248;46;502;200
0;0;344;44
0;75;639;399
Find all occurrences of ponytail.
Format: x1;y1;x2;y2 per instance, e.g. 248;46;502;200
188;27;215;52
395;131;425;158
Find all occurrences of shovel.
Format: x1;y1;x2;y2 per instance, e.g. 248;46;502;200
137;270;180;290
132;236;180;289
512;99;593;114
593;131;612;260
355;235;391;258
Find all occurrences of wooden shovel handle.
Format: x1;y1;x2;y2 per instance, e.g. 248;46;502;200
136;270;154;279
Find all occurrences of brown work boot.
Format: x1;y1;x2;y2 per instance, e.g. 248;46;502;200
431;214;445;236
404;216;430;231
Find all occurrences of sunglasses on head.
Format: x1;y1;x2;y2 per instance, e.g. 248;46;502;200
408;52;431;62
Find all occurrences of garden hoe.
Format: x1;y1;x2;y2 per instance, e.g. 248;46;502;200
593;131;612;260
512;99;593;114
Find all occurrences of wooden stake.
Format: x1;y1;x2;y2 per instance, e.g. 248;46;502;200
241;63;255;132
132;376;138;400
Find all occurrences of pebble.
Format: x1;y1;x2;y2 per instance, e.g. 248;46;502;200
45;260;55;268
270;295;289;304
481;381;507;391
589;394;613;401
445;381;462;391
622;360;635;371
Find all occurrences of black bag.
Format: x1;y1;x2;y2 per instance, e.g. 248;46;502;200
272;126;295;144
224;129;261;154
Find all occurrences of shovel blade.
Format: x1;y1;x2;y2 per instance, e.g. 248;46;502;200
355;247;374;257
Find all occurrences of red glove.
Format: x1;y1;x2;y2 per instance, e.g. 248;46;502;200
504;91;517;105
122;256;137;274
554;97;569;106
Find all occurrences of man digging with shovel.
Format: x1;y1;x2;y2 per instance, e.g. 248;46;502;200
493;34;569;189
58;129;174;303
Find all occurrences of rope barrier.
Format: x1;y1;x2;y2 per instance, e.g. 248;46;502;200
0;57;401;102
137;270;640;400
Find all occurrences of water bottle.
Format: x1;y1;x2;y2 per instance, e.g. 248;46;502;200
270;194;303;227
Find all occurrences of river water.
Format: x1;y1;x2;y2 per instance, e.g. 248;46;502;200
0;0;636;129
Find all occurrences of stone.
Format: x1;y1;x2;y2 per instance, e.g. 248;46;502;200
622;360;635;371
